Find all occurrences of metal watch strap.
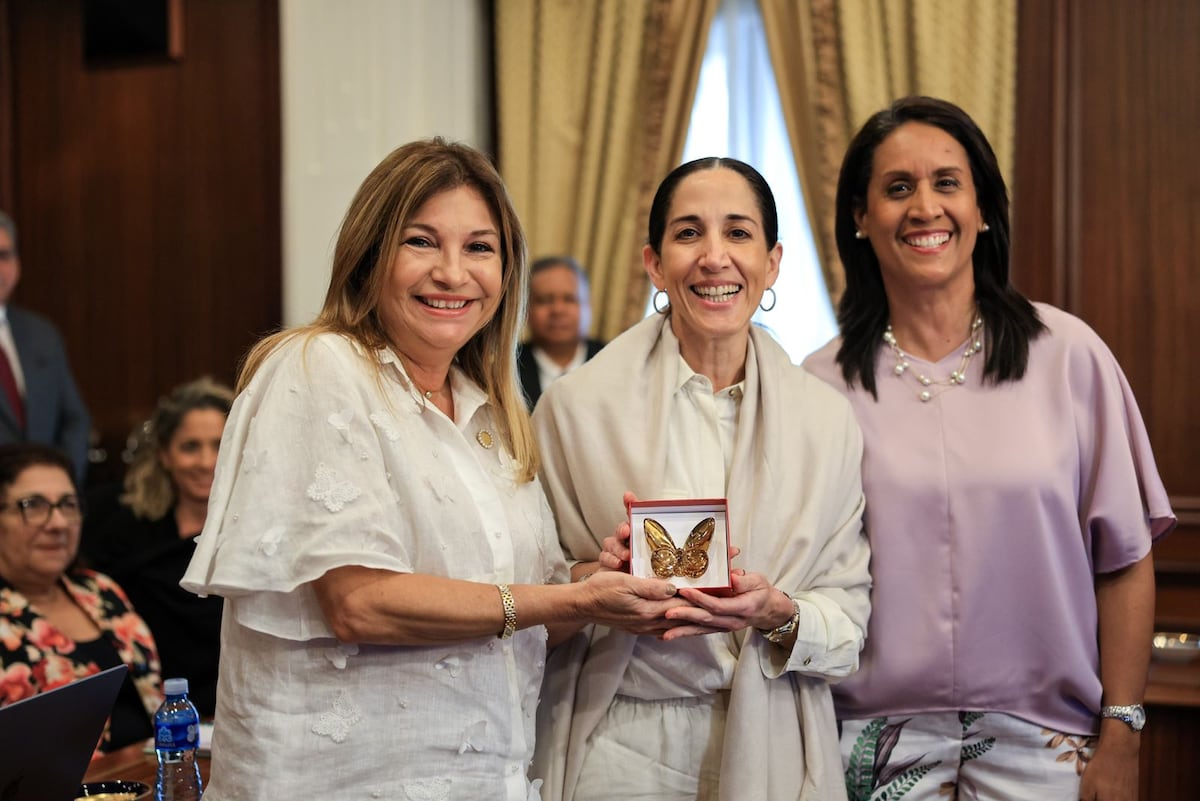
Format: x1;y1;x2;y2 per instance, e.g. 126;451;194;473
1100;703;1146;731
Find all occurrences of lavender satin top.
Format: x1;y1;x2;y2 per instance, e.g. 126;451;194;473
804;303;1175;734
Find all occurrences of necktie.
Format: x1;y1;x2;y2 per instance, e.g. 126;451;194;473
0;345;25;432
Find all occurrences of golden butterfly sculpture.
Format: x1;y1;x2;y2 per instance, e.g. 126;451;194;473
643;517;715;579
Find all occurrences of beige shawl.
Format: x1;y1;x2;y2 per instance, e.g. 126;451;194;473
532;314;870;801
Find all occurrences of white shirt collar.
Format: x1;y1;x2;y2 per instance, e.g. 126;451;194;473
531;342;587;387
663;323;745;400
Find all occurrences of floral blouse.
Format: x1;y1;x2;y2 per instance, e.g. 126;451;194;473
0;568;163;754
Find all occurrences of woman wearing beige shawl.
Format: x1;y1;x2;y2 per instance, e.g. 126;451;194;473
531;158;871;801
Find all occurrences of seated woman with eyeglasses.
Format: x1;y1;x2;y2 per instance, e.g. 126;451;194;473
0;443;162;756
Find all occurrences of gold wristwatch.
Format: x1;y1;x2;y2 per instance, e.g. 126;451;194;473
760;597;802;645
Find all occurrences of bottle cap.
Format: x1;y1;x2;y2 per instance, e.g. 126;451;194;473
163;677;190;696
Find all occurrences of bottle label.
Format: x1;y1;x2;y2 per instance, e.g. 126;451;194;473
155;721;199;750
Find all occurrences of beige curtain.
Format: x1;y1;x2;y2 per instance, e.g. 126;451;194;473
759;0;1017;305
495;0;718;339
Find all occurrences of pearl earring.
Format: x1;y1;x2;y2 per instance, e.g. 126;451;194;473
981;223;990;232
854;230;866;240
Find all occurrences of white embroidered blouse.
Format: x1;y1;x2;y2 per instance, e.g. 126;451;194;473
182;332;567;801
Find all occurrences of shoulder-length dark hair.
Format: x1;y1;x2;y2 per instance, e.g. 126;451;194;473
834;95;1045;397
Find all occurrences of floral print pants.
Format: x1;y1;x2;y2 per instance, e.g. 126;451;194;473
841;711;1097;801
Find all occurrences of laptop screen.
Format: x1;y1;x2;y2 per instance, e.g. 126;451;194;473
0;664;128;801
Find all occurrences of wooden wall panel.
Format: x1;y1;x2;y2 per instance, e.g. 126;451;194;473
0;0;12;211
3;0;280;484
1016;0;1200;491
1139;703;1200;801
1010;0;1066;305
1068;0;1200;492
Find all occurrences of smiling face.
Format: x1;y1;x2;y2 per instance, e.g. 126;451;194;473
854;122;984;297
0;464;80;588
377;185;504;369
644;167;781;350
159;407;225;509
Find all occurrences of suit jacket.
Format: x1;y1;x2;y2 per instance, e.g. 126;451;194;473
516;338;605;409
2;306;91;479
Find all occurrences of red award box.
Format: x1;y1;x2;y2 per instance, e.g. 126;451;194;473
627;498;731;593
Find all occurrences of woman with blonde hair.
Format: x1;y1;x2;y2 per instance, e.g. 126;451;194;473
182;138;685;800
120;377;233;525
82;376;232;716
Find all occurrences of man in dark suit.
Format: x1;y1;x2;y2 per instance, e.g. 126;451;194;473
0;211;91;480
517;256;604;409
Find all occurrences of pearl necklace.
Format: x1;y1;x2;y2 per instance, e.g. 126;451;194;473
883;315;983;402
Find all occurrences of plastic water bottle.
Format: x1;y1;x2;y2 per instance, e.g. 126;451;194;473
154;677;203;801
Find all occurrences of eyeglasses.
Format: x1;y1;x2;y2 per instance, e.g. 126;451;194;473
1;494;84;526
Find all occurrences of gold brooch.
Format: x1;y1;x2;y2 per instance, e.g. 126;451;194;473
644;517;714;579
476;430;494;449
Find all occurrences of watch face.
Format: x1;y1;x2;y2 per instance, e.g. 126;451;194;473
1131;707;1146;729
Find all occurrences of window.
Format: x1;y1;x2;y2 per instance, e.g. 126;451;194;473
649;0;837;362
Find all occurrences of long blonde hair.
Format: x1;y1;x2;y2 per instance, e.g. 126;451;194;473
239;138;538;481
122;376;234;519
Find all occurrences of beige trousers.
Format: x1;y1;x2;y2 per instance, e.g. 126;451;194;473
573;693;729;801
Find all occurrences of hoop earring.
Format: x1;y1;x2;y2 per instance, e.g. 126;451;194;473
652;289;670;314
759;287;777;312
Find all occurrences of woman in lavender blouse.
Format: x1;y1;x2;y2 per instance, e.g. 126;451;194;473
803;96;1175;801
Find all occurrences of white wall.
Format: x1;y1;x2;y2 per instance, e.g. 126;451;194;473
280;0;492;325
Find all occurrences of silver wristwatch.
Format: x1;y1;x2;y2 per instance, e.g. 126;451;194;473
1100;703;1146;732
760;597;802;645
